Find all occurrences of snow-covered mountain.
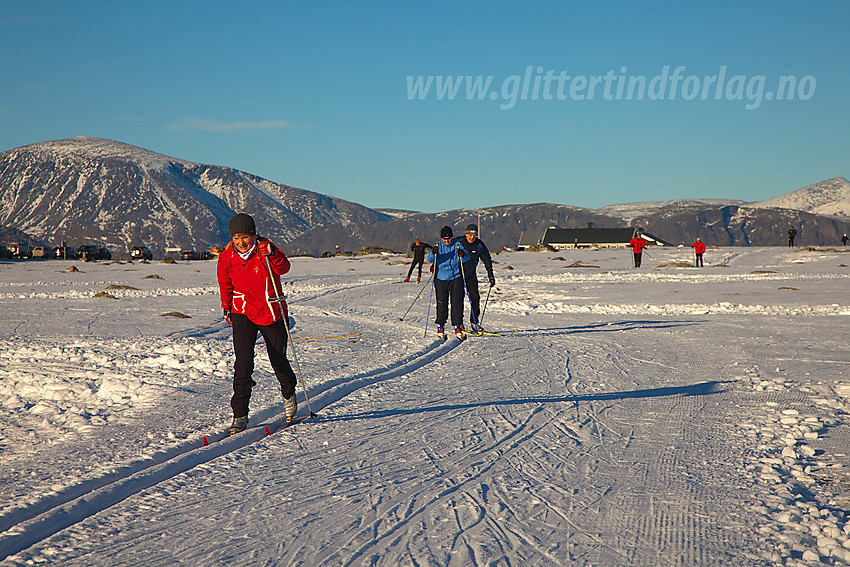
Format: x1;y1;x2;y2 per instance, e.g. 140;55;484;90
596;198;746;223
0;137;390;255
749;177;850;218
0;137;848;255
598;178;850;223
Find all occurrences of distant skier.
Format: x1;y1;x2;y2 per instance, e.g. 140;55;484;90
842;234;848;246
217;213;298;435
404;238;432;283
427;226;471;340
629;232;647;268
788;226;797;247
454;224;496;332
691;238;706;267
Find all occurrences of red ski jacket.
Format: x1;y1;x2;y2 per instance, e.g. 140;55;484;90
217;238;291;326
691;241;706;254
629;237;646;253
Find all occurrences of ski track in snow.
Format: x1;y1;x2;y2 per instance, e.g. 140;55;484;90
0;333;462;562
0;247;849;566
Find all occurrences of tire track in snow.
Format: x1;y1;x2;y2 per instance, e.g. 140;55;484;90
0;339;462;562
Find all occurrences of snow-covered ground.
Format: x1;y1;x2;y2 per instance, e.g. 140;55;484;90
1;245;849;566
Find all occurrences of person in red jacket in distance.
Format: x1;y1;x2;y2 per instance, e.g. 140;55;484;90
691;238;707;267
629;231;647;268
217;213;297;435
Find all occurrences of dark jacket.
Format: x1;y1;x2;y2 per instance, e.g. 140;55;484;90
454;237;495;281
411;241;432;260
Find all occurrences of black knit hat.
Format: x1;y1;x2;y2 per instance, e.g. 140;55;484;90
440;226;453;239
228;213;256;236
465;224;478;234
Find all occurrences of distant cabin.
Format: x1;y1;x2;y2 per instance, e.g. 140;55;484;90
517;227;668;250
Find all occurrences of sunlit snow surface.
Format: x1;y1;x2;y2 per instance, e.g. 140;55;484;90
1;246;849;566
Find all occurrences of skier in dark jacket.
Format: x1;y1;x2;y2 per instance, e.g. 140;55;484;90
454;224;495;333
404;238;432;283
788;226;797;247
427;226;470;340
217;213;297;435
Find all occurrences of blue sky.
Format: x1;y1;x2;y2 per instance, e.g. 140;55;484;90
1;1;848;213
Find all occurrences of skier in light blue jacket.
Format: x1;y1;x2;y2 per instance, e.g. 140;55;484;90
427;225;471;340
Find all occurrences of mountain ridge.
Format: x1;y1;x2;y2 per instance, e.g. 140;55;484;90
1;137;848;256
0;137;389;254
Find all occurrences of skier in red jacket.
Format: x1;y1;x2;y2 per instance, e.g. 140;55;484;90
629;232;647;268
691;238;706;267
217;213;297;434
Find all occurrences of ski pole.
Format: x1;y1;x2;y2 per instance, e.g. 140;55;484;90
261;251;317;418
400;269;434;321
423;277;434;336
479;284;492;327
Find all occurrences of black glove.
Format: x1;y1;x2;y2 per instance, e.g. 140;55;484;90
223;309;232;325
489;277;496;287
429;264;434;273
458;249;464;258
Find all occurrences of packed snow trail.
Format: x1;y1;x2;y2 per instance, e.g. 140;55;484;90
1;248;849;565
0;334;462;562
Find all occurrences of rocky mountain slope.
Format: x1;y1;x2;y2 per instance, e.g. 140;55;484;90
0;137;389;255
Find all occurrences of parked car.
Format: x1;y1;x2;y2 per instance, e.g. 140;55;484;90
53;246;76;260
97;247;112;260
180;249;199;261
31;246;56;259
77;245;99;260
6;242;32;258
0;246;13;259
130;246;153;261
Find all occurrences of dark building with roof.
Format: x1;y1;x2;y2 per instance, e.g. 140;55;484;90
517;226;669;249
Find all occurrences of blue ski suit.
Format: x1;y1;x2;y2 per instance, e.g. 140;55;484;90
427;240;470;329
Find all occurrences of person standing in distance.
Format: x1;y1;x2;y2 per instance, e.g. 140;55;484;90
217;213;297;435
629;231;647;268
691;237;706;267
454;224;496;333
427;226;471;340
404;238;432;283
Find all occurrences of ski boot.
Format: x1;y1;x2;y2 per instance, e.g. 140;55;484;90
455;325;466;341
228;416;248;435
403;277;410;282
283;393;297;421
416;276;421;283
437;325;447;341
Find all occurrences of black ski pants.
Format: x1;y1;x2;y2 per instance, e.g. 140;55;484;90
406;256;425;279
695;253;704;267
434;277;465;328
633;252;642;268
230;313;296;418
463;270;481;326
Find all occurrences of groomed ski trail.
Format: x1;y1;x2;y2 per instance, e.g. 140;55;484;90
0;339;462;562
